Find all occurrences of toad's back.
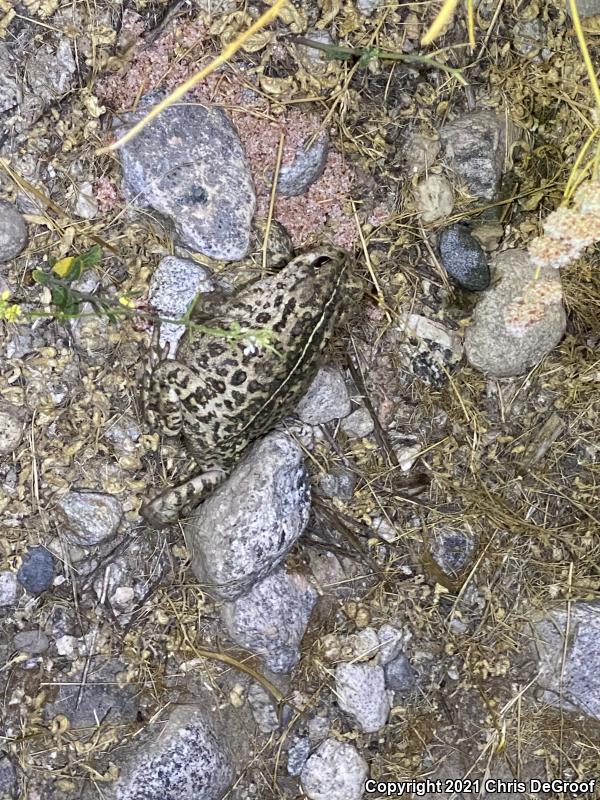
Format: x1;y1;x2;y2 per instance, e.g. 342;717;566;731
175;248;357;464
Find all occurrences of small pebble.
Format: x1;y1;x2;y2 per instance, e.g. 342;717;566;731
14;630;50;654
385;654;418;694
57;490;123;546
0;571;18;607
0;403;25;455
414;174;454;223
0;201;27;261
296;366;351;425
335;662;390;732
341;406;374;439
277;132;329;197
438;223;490;291
17;546;55;595
300;739;368;800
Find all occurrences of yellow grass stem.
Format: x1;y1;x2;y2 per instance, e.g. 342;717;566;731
422;0;460;46
466;0;476;49
569;0;600;112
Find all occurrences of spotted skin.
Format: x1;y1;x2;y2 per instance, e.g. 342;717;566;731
142;248;360;526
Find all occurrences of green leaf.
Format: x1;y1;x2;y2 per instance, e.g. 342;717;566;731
32;270;51;286
51;286;70;308
81;244;102;268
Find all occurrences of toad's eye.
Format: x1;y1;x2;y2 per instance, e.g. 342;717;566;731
312;255;332;270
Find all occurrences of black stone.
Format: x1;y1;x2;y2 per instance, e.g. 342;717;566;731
438;224;490;291
17;546;54;596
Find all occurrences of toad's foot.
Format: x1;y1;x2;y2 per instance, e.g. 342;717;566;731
141;468;227;527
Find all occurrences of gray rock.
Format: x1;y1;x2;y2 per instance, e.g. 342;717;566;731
13;630;50;654
148;256;215;355
513;18;545;57
0;45;18;114
296;366;351;425
300;739;368;800
377;624;406;666
0;202;27;261
532;602;600;720
404;132;441;176
568;0;600;18
103;415;141;453
341;406;374;439
56;490;123;546
357;0;384;15
72;180;98;219
115;705;233;800
334;662;390;732
247;683;280;732
0;572;17;607
47;660;139;728
438;224;490;291
464;249;566;377
221;568;317;672
277;132;328;197
0;754;17;800
287;736;311;776
414;174;454;223
186;432;311;600
17;546;54;596
116;93;256;261
385;654;417;694
317;468;358;500
0;402;25;454
429;527;476;579
26;38;77;105
441;111;506;201
404;314;463;388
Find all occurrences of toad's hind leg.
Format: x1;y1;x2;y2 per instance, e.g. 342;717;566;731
143;358;205;437
141;468;227;527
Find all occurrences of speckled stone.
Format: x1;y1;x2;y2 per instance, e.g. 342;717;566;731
186;432;311;600
277;132;329;197
441;111;506;201
296;365;351;424
464;248;566;377
0;45;18;114
115;705;233;800
116;93;256;261
430;526;476;578
385;654;417;694
221;568;317;672
13;629;50;654
0;754;17;800
148;256;215;354
438;223;490;291
0;571;17;607
56;490;123;546
46;660;139;730
414;174;454;223
532;602;600;720
0;402;25;454
300;739;368;800
334;662;390;733
0;201;27;261
17;546;54;596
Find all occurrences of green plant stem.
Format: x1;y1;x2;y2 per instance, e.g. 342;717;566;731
290;36;468;85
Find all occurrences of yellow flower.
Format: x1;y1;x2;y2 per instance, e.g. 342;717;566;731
0;289;10;301
118;295;136;308
3;304;22;322
53;256;75;278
